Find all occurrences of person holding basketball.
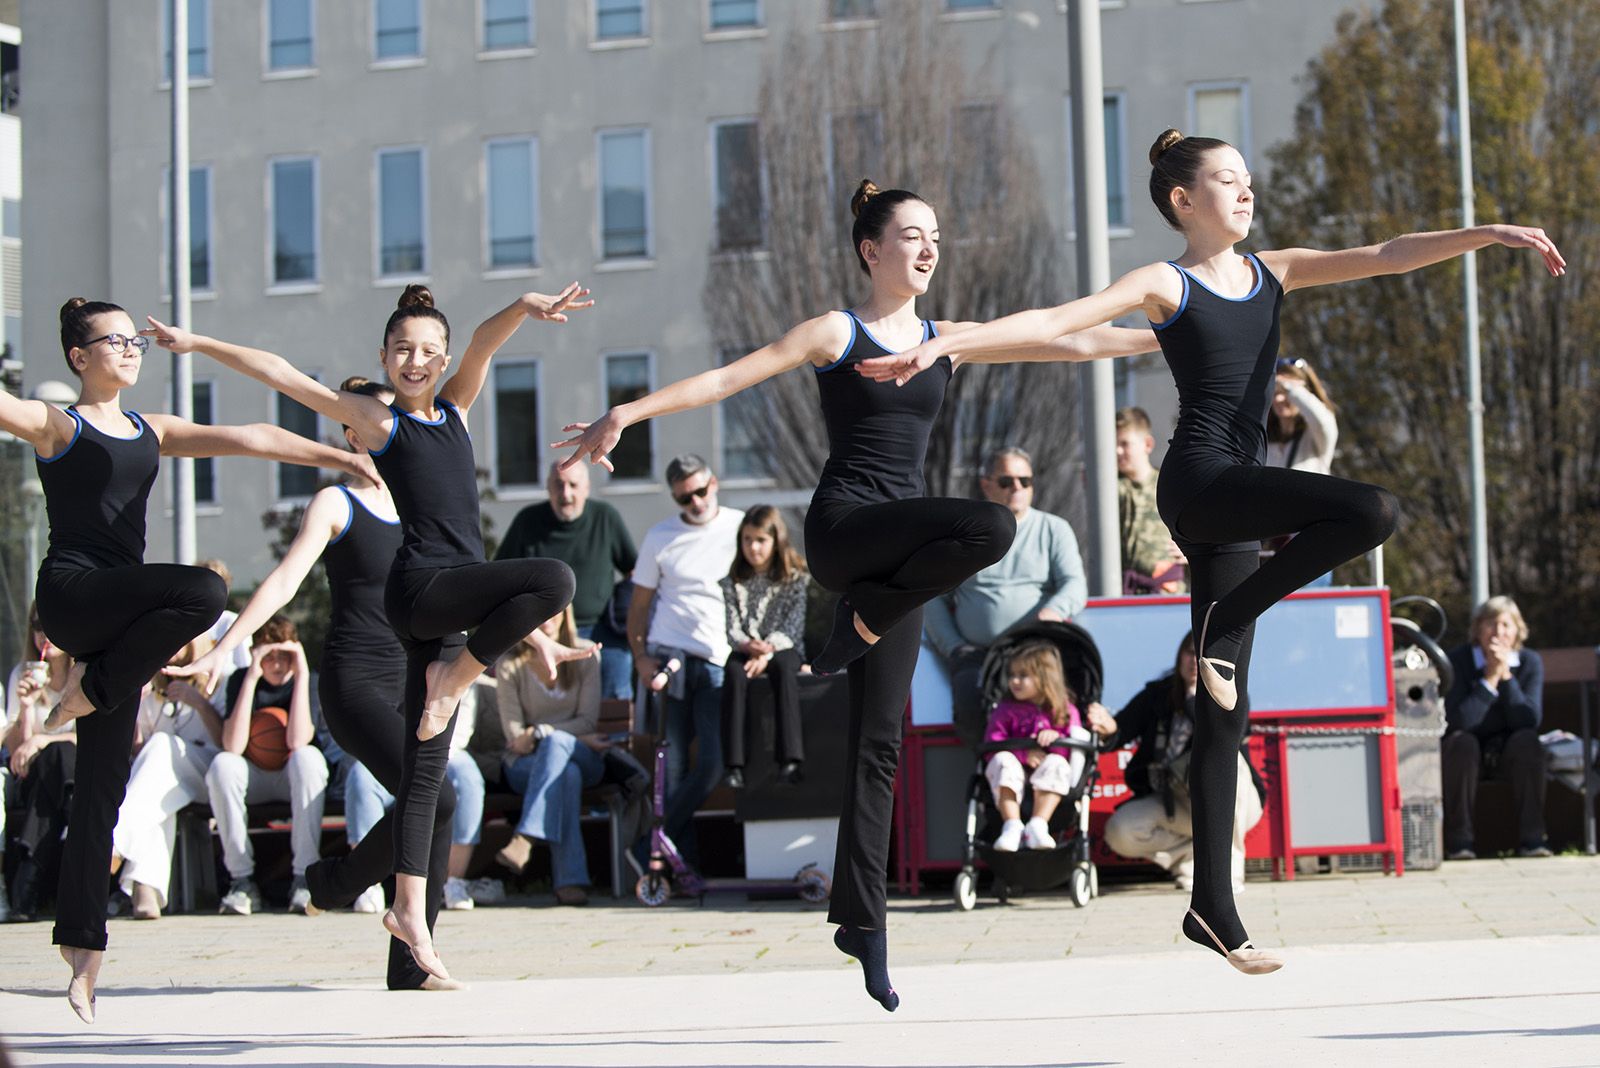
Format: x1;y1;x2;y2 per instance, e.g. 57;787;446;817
204;615;328;916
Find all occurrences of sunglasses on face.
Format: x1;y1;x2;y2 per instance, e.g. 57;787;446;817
992;475;1032;490
673;483;712;507
83;332;151;356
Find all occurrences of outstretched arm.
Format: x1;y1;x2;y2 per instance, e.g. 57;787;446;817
941;323;1160;367
553;311;851;471
1260;224;1564;293
0;392;80;458
143;414;378;485
439;284;593;413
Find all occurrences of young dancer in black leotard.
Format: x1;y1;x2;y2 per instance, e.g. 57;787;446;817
172;377;458;991
14;298;377;1023
146;283;595;982
863;129;1564;973
555;180;1155;1010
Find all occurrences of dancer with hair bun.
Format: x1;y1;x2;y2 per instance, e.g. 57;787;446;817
555;179;1155;1010
18;297;377;1023
146;282;595;984
860;129;1564;973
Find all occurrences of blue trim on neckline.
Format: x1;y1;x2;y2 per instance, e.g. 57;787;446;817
850;310;928;355
815;311;858;374
1150;265;1191;331
329;485;357;545
1172;254;1264;303
36;409;85;464
341;482;399;527
369;407;402;457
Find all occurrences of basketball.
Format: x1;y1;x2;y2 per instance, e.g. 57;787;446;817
245;706;291;771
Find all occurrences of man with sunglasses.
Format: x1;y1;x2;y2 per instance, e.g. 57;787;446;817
624;455;743;866
925;446;1087;746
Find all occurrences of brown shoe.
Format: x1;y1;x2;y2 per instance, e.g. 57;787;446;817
553;885;589;907
131;882;161;921
495;833;534;874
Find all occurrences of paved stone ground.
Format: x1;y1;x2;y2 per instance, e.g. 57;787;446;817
3;856;1598;1065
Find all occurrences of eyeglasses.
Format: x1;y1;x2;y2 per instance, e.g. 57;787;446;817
672;483;712;507
82;332;151;355
992;475;1032;490
1276;357;1307;372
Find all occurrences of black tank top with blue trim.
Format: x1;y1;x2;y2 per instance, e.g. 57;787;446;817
36;407;160;571
812;310;951;506
369;399;486;571
1150;253;1285;533
322;484;404;659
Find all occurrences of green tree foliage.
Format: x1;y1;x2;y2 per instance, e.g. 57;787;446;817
1265;0;1599;645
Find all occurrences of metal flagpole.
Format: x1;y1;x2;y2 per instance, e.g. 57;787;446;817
170;0;196;564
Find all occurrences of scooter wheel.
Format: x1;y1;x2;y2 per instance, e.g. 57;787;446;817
796;866;832;904
636;872;671;907
953;869;978;912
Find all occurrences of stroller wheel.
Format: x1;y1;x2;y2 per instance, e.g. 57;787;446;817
1089;863;1100;899
953;869;978;912
1068;863;1093;908
635;872;672;907
795;866;832;904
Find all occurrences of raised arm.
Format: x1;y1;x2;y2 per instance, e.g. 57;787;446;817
439;284;593;413
1259;224;1564;293
553;311;850;471
144;316;391;443
142;414;377;486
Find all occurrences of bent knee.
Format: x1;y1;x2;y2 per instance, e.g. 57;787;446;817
976;503;1018;562
206;751;248;789
1358;485;1401;546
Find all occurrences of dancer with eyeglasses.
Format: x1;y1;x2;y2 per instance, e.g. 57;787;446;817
18;298;377;1023
146;282;595;983
859;129;1564;974
555;179;1156;1010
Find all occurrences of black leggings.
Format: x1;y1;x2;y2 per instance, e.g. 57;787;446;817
806;497;1015;929
384;558;574;876
1174;465;1398;946
317;650;457;990
35;563;228;951
721;649;805;767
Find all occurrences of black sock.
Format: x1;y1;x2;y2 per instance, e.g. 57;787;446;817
813;598;872;676
834;925;898;1012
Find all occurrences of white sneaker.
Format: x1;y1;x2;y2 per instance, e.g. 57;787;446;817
993;819;1024;852
350;885;385;914
467;877;506;905
1022;818;1055;850
443;877;475;911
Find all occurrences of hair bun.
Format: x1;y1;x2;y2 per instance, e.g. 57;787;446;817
850;179;881;219
59;297;89;324
1149;128;1185;167
397;284;434;311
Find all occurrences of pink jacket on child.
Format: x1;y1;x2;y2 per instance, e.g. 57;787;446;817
984;699;1082;765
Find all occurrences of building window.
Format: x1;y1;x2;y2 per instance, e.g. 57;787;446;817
483;0;534;50
596;0;646;40
374;0;422;61
268;0;315;70
277;391;320;499
827;109;883;200
493;360;541;487
719;348;770;480
1189;82;1251;162
709;0;760;29
604;354;652;480
712;120;763;250
162;0;212;82
164;166;214;292
192;379;216;504
270;157;319;286
828;0;876;20
1;199;18;240
952;103;1000;219
1104;93;1127;228
599;129;650;260
946;0;997;9
377;147;427;278
486;137;538;269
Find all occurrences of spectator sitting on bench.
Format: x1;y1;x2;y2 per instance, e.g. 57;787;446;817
341;683;486;914
108;639;221;920
206;616;328;916
720;505;809;790
494;606;605;906
1442;595;1549;861
1090;633;1265;893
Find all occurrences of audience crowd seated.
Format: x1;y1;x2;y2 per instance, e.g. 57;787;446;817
1115;407;1186;595
925;446;1087;746
1442;595;1549;861
720;505;810;790
984;641;1090;852
1090;633;1266;893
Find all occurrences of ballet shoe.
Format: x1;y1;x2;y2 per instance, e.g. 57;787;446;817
1184;908;1282;975
60;946;100;1024
1197;601;1238;711
420;975;468;991
417;661;461;742
382;908;451;982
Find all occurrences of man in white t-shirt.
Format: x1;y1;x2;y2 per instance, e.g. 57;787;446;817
626;455;743;865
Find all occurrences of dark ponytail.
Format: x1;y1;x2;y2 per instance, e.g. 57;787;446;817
1147;128;1230;230
381;283;450;349
59;297;127;377
850;178;928;275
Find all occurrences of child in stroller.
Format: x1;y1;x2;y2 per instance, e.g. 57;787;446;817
986;641;1092;852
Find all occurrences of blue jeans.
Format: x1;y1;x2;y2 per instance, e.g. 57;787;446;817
580;620;634;700
343;751;483;848
662;656;725;864
505;731;606;889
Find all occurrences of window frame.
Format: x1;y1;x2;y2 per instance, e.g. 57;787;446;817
372;0;425;66
374;144;430;283
706;0;762;34
709;116;765;252
191;376;219;506
161;163;217;297
274;379;323;503
824;107;885;203
1062;91;1135;238
483;135;541;275
592;0;649;45
600;351;656;484
266;154;322;292
264;0;317;76
596;127;654;264
160;0;213;87
1186;79;1253;164
489;355;544;491
479;0;536;54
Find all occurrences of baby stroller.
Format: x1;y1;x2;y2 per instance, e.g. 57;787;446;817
952;621;1104;911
